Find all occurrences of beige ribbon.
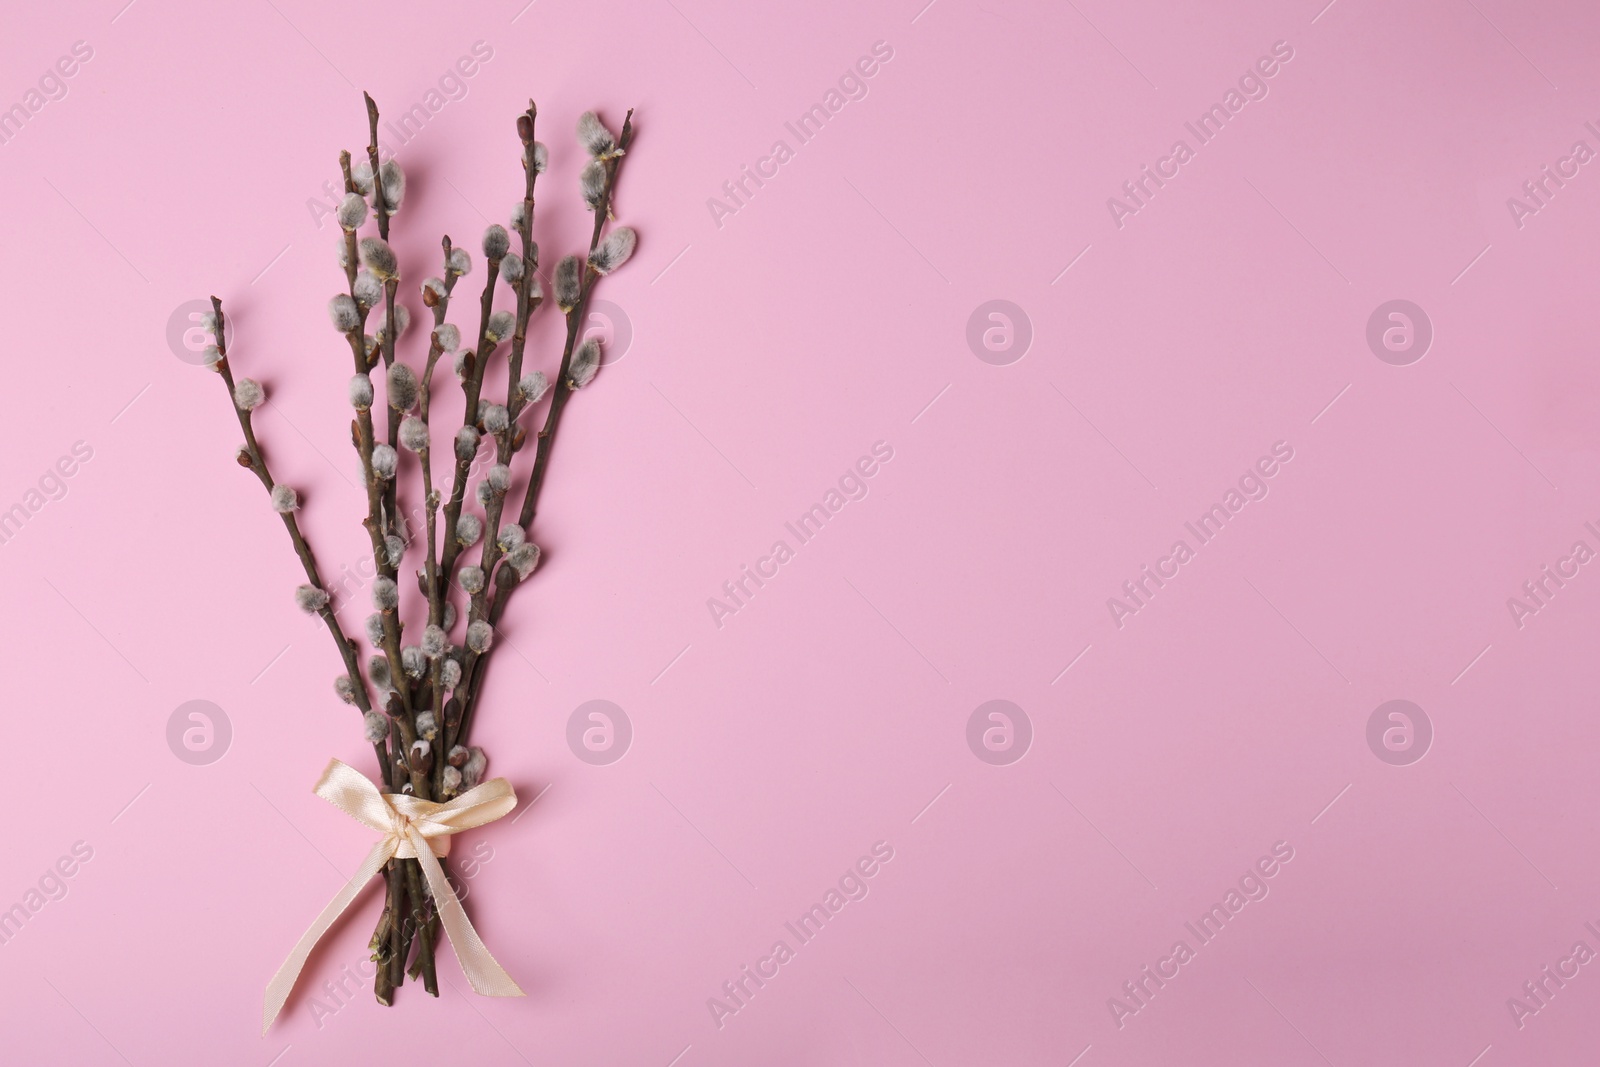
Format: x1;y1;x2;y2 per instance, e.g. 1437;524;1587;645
262;759;525;1031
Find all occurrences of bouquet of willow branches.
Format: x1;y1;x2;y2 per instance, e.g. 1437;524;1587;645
203;95;636;1011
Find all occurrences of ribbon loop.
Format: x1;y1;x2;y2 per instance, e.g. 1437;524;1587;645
262;759;524;1030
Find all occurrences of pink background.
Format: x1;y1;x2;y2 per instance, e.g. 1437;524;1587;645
2;0;1598;1063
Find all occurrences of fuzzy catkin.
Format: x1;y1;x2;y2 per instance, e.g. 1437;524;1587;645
554;255;581;311
379;159;405;212
459;565;486;594
455;426;480;461
482;224;511;260
485;311;515;343
456;514;483;547
234;378;266;411
500;253;525;286
365;613;385;646
481;404;511;436
363;711;388;744
589;227;636;275
528;141;548;173
497;523;525;550
422;624;448;659
416;710;438;740
374;304;410;343
369;654;391;689
370;444;398;480
329;293;360;333
349;374;374;409
447;247;472;276
401;645;426;679
334;674;357;704
510;202;529;234
506;541;541;579
577;111;617;158
569;338;601;388
385;535;405;568
353;271;383;308
358;237;398;281
462;747;488;789
337;192;368;230
466;620;494;653
487;464;512;494
519;371;549;404
441;659;461;689
270;484;298;513
372;575;399;611
580;160;607;209
295;584;330;613
434;323;461;352
387;363;420;411
399;416;429;452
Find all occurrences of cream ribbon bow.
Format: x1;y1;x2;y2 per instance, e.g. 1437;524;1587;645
262;759;525;1031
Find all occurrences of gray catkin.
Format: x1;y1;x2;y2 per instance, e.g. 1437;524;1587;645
434;323;461;352
500;253;525;286
487;464;512;493
328;293;360;333
334;674;357;704
481;404;511;436
507;541;541;579
497;523;525;551
580;160;606;209
353;271;383;308
387;363;420;411
295;584;330;613
337;192;368;230
358;237;398;280
475;482;494;507
385;535;405;568
528;141;548;173
363;711;388;744
510;202;529;234
233;378;265;411
372;575;399;611
466;620;494;653
554;254;581;311
456;514;483;547
441;659;462;689
270;484;299;513
423;625;448;659
202;344;222;367
458;565;486;594
365;613;385;646
379;159;405;212
370;444;398;480
577;111;617;158
374;304;410;343
442;765;463;792
519;371;549;404
485;310;515;343
351;161;374;195
442;601;457;630
462;747;488;789
589;227;637;275
569;338;601;388
349;374;375;409
455;425;480;461
401;645;426;679
447;247;472;276
368;654;392;689
482;224;511;259
399;416;429;452
416;710;438;740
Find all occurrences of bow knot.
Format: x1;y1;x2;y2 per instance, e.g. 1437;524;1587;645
262;759;524;1030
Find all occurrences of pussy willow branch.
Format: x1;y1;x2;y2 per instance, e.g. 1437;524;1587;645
363;93;406;543
206;297;391;786
452;109;635;755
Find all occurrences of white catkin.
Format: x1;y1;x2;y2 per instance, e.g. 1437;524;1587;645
455;514;483;547
365;613;385;646
455;425;481;462
577;111;617;158
337;235;351;271
481;404;511;436
202;344;222;367
554;255;581;311
500;253;525;286
485;311;515;343
370;444;398;480
434;323;461;352
358;237;398;280
580;160;606;209
475;482;494;507
270;485;298;513
386;535;405;568
401;645;426;679
351;161;374;195
459;565;486;594
447;247;472;276
337;192;368;230
353;271;383;308
349;374;374;409
295;584;329;613
519;371;549;404
200;311;218;332
363;711;388;744
374;304;411;343
423;625;448;658
369;654;391;689
453;351;471;382
528;141;548;173
569;338;601;388
487;464;512;494
442;765;463;792
497;523;525;550
482;224;510;259
462;747;488;789
441;659;461;689
510;202;529;234
416;710;438;740
328;293;360;333
379;159;405;212
234;378;265;411
372;575;399;611
507;541;541;579
443;601;457;630
589;227;637;275
334;674;357;704
422;277;448;303
399;416;429;452
466;620;494;653
387;363;420;411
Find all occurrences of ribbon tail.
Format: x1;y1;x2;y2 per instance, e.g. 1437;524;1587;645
409;827;525;998
263;838;394;1032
